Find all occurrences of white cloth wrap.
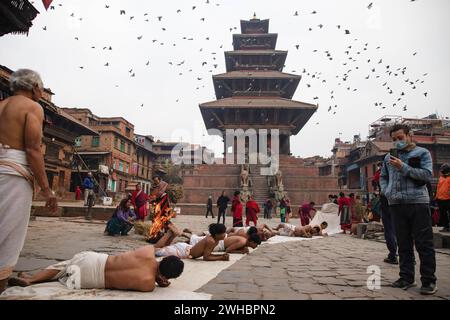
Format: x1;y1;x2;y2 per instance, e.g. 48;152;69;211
155;242;192;259
279;223;296;236
0;147;33;280
47;252;109;289
190;234;226;252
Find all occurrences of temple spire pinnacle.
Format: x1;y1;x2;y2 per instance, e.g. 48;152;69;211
252;12;258;20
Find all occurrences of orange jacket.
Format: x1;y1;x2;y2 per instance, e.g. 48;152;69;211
436;176;450;200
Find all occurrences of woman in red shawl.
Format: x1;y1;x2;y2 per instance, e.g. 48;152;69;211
131;183;148;221
245;195;260;227
231;190;243;227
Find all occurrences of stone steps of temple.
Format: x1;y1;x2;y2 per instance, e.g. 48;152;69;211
249;163;270;202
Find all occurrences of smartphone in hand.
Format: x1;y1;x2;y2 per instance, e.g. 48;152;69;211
389;148;398;158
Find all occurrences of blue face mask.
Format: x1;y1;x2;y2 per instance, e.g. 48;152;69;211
395;140;407;150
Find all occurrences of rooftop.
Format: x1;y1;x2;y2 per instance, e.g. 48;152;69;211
213;70;300;79
200;97;317;109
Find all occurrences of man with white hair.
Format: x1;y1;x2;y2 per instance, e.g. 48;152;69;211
0;68;58;293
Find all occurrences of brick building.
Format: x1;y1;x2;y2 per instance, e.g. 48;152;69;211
63;108;138;199
134;134;157;194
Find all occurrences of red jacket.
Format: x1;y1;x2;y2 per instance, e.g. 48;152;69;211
246;200;260;216
232;196;243;219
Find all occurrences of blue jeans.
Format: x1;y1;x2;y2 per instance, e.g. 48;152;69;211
381;195;397;260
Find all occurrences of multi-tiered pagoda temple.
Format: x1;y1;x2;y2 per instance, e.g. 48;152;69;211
200;14;317;157
177;16;340;215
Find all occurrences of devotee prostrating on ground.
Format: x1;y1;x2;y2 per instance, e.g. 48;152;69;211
227;224;275;241
381;123;437;295
307;222;329;237
272;223;310;237
186;231;261;255
226;226;258;238
272;222;328;238
154;223;230;261
131;183;149;221
245;195;260;227
0;69;58;293
104;198;136;236
7;246;184;292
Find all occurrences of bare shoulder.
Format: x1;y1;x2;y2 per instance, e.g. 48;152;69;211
205;235;217;246
134;245;155;259
11;96;43;117
25;99;44;116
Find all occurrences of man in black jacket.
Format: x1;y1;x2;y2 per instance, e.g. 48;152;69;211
217;191;230;224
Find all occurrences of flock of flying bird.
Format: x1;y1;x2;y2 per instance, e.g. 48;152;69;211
33;0;429;117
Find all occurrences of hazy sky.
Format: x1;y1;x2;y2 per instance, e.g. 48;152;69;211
1;0;449;158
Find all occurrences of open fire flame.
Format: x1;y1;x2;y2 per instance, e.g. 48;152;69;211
148;201;175;240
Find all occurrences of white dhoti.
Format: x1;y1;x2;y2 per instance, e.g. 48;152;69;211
189;234;226;252
155;242;192;259
0;147;33;280
279;223;296;236
47;251;109;289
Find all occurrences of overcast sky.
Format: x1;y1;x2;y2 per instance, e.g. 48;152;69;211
1;0;449;158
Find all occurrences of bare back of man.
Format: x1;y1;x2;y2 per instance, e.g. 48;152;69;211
228;228;248;238
8;246;159;292
223;235;249;254
105;246;157;292
189;235;229;261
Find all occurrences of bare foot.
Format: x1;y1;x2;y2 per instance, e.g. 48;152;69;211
8;277;31;287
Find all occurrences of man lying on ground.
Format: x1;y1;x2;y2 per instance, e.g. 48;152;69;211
304;222;329;237
7;246;184;292
272;223;309;237
187;230;262;254
272;221;329;237
154;223;230;261
226;224;275;241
